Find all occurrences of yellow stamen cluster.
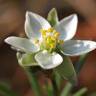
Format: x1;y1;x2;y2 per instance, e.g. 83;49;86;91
47;27;54;32
46;36;56;49
39;27;64;51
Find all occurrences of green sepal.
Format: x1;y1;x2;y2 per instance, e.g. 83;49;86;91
54;56;77;85
16;52;38;67
47;8;59;26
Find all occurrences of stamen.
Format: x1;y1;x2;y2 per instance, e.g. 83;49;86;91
47;27;54;33
58;40;64;44
39;27;64;52
40;29;47;38
50;43;55;49
54;32;60;38
46;36;51;43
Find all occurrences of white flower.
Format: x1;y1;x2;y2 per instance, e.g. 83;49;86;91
5;11;96;69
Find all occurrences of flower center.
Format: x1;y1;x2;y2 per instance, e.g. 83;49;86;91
39;27;64;52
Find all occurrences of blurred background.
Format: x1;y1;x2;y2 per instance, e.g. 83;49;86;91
1;0;96;95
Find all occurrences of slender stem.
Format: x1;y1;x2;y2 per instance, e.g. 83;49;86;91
24;67;42;96
51;71;60;96
73;88;87;96
74;54;88;74
60;82;72;96
45;79;54;96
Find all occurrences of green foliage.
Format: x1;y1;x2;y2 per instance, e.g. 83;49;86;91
24;68;42;96
74;54;88;74
0;80;89;96
54;56;77;85
61;83;72;96
45;80;54;96
0;81;17;96
73;88;87;96
53;71;62;90
89;92;96;96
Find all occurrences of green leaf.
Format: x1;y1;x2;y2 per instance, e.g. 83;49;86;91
47;8;59;26
24;68;42;96
16;52;38;67
45;80;54;96
0;82;17;96
73;88;87;96
60;83;72;96
74;54;88;74
89;92;96;96
53;71;62;90
54;56;77;84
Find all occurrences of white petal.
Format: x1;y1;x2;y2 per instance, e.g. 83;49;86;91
55;14;78;41
61;40;96;56
35;50;63;69
5;36;39;53
25;11;51;39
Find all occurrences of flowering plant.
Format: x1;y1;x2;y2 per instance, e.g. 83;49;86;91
4;8;96;95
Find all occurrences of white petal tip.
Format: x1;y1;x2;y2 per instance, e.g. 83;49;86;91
71;14;77;18
26;11;31;17
67;14;78;24
4;38;8;43
25;11;37;19
70;14;78;22
4;37;14;44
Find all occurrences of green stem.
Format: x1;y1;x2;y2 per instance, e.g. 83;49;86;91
73;88;87;96
74;54;88;74
51;77;58;96
50;72;57;96
60;82;72;96
45;80;54;96
24;67;42;96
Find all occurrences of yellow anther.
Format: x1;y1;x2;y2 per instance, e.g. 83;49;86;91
47;36;56;43
46;36;51;43
50;43;55;49
58;40;64;44
50;44;54;49
40;29;47;38
54;32;60;38
51;38;56;44
47;27;54;32
42;33;46;38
